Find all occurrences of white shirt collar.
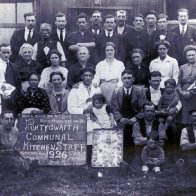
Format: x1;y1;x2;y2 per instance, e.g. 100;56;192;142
105;30;113;37
150;86;160;92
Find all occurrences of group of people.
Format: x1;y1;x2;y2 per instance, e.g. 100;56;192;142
0;7;196;176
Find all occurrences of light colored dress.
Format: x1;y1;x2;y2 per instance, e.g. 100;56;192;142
93;58;125;104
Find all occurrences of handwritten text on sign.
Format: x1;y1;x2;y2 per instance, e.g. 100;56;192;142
17;114;87;165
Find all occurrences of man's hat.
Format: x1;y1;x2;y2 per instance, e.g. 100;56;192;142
80;67;96;76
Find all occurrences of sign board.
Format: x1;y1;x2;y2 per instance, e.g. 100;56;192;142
91;128;123;167
16;114;87;166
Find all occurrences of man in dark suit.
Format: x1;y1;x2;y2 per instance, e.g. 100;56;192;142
95;14;125;63
111;70;147;146
51;12;71;67
10;12;41;63
114;10;133;35
171;8;196;65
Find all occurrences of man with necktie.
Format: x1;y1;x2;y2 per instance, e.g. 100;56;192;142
10;12;41;62
171;8;196;65
51;12;71;67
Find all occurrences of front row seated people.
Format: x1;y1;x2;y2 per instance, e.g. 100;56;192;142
0;111;38;176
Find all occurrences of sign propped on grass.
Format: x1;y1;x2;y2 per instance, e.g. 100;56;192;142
91;128;123;167
16;114;87;166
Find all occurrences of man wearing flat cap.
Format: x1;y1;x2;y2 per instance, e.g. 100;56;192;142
149;40;179;89
67;67;101;146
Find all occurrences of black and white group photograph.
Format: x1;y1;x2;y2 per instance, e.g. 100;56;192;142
0;0;196;195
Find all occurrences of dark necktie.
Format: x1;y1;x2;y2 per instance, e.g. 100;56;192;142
108;31;111;38
60;30;63;42
27;29;32;43
181;26;185;37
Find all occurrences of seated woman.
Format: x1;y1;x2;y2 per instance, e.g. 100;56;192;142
93;42;125;104
48;71;69;114
39;49;68;91
7;43;42;91
15;72;51;115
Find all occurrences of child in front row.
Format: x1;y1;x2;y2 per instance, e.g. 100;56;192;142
141;131;165;174
91;93;116;128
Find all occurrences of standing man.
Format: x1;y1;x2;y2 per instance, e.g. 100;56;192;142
115;10;133;35
68;13;96;64
90;10;103;35
171;8;196;65
111;70;147;146
123;14;149;66
10;12;41;62
95;14;124;63
32;23;66;69
51;12;71;67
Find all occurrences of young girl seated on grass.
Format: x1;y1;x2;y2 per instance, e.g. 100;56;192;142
141;131;165;174
90;93;116;128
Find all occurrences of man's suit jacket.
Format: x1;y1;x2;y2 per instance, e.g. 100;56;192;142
51;31;71;64
171;24;196;65
111;86;147;121
114;24;133;35
95;31;125;63
10;29;41;62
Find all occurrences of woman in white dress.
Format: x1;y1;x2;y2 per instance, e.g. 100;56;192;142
93;42;125;104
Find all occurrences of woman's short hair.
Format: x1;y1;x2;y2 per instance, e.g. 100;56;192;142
19;43;34;56
130;48;144;58
105;42;116;50
47;49;62;61
49;71;65;83
183;45;196;56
